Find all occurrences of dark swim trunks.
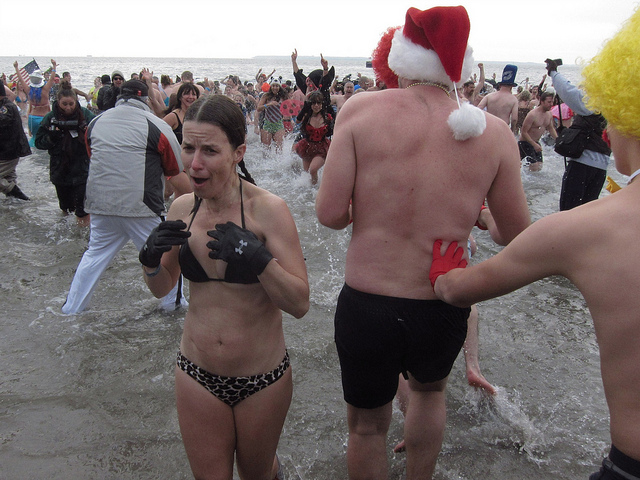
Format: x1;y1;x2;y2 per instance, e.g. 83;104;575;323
518;140;543;164
334;283;470;409
590;445;640;480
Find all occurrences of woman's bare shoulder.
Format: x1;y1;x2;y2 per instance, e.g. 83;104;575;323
167;193;195;221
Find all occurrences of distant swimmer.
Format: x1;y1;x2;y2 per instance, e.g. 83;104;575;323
519;91;557;171
477;64;519;133
331;81;355;117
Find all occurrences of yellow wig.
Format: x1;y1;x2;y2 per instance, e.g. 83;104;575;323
582;6;640;139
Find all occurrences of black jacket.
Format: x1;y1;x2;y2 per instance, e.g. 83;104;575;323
0;98;31;161
571;113;611;156
34;102;95;186
97;84;119;111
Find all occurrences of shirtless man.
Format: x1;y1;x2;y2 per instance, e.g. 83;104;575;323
462;63;485;106
355;75;373;92
477;64;519;132
61;71;91;103
316;7;530;479
331;81;354;116
163;71;205;97
519;91;557;171
13;59;57;138
432;10;640;479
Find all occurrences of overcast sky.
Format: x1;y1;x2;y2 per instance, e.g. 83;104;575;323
3;0;638;64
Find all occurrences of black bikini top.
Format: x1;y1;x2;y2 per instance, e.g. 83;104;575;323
179;179;260;284
172;111;183;144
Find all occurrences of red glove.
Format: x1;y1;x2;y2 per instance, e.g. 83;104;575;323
430;239;468;288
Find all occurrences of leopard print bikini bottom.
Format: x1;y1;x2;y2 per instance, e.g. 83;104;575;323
176;350;290;407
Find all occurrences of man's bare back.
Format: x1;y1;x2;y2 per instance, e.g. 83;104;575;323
317;84;530;300
477;87;519;130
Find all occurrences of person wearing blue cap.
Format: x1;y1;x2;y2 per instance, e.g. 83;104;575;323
477;64;520;133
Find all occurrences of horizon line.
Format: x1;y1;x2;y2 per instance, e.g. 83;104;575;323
2;54;553;65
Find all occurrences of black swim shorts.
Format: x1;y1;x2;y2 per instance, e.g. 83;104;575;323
334;283;470;409
590;445;640;480
518;140;544;164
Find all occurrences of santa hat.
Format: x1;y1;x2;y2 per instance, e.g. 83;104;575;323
373;6;486;141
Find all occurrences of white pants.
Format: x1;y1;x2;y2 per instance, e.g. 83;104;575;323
62;214;183;314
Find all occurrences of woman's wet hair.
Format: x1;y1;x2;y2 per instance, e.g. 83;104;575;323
308;91;324;105
518;90;531;102
56;80;86;127
265;82;287;102
57;80;77;102
167;82;200;113
298;90;332;136
185;95;255;184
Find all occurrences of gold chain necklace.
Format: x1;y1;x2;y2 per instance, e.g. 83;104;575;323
407;81;451;97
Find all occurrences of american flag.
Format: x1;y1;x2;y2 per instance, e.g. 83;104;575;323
10;59;40;86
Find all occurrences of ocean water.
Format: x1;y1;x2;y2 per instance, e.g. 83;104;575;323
1;56;584;97
0;56;618;479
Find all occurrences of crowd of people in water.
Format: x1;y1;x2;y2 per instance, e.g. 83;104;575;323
1;4;638;477
2;50;572;204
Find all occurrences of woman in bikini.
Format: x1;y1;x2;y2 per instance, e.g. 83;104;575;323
293;90;333;185
162;82;199;198
13;59;57;139
162;82;200;144
140;94;309;480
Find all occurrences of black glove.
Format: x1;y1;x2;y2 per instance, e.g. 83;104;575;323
139;220;191;268
544;58;559;75
206;221;273;276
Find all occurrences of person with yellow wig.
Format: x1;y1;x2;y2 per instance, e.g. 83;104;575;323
429;7;640;480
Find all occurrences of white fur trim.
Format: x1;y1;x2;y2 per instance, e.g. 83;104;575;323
388;29;474;86
447;102;487;141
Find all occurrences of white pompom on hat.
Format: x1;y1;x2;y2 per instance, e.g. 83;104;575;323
385;5;486;141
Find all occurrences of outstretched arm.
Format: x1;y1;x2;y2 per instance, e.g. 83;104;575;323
433;212;570;307
142;68;165;117
13;61;29;96
1;75;17;101
472;63;485;105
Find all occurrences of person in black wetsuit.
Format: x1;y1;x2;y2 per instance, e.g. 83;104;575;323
139;94;309;480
